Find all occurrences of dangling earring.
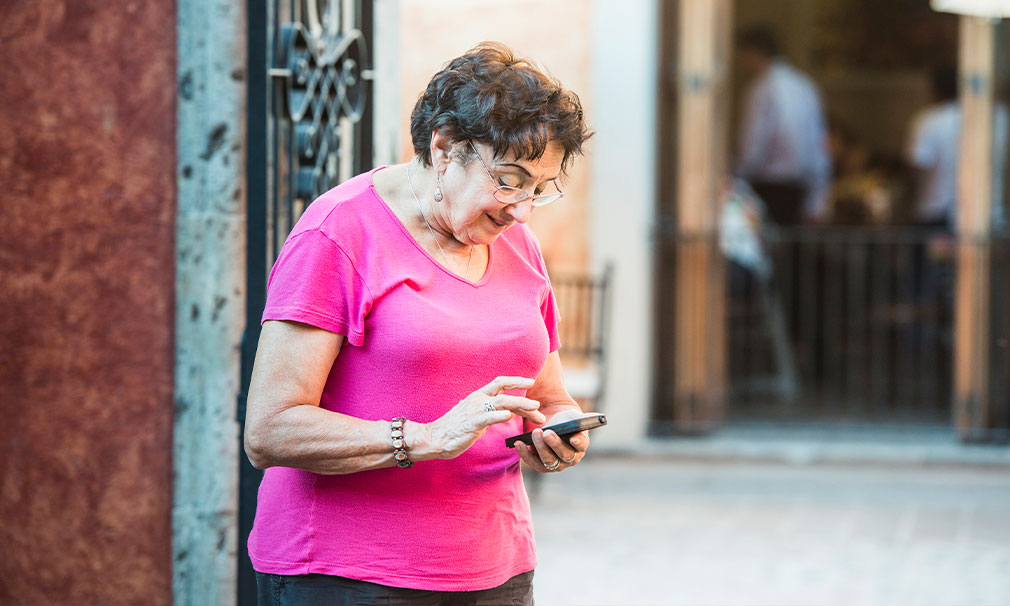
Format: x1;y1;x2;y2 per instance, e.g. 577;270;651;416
433;173;444;202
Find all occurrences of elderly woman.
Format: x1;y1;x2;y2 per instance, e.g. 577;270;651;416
244;42;593;604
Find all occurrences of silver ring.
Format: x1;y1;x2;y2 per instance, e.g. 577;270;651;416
544;459;561;471
482;400;496;413
561;453;577;464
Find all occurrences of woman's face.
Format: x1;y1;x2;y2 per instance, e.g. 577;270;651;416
436;139;565;246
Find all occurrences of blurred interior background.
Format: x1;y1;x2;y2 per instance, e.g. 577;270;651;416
2;0;1009;603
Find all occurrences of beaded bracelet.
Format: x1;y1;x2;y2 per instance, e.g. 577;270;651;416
390;417;413;468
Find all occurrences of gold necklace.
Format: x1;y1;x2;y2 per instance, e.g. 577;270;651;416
406;164;474;280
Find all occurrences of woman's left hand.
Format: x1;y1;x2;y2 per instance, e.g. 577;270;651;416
514;408;590;473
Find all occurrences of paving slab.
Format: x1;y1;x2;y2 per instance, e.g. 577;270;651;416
529;456;1010;606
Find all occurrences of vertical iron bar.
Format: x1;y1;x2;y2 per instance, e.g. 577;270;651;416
745;252;758;409
808;232;821;414
778;228;795;410
357;0;375;174
578;278;587;354
896;235;908;418
905;236;921;416
990;235;1009;437
238;0;269;602
870;237;891;418
922;231;939;414
824;235;842;417
847;236;867;415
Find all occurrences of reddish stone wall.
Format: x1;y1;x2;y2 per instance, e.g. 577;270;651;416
0;2;175;603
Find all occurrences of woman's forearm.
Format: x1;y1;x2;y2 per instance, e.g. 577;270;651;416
244;404;436;474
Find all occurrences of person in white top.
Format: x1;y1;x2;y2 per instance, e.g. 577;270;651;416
735;26;831;225
906;66;1008;230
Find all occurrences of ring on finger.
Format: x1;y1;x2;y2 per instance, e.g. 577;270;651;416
561;453;577;464
544;459;561;471
482;400;496;413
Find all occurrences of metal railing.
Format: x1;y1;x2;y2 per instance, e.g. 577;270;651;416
550;264;613;405
725;227;1009;433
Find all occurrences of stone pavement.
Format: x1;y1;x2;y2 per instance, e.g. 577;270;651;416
529;455;1010;606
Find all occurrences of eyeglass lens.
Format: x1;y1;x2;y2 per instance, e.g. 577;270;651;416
470;141;562;207
492;186;562;207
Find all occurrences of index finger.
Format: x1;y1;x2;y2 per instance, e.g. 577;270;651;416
479;376;536;396
489;395;546;425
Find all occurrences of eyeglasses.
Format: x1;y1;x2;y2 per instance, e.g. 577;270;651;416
468;141;564;207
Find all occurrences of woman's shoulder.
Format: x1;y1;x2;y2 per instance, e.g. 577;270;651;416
288;168;391;249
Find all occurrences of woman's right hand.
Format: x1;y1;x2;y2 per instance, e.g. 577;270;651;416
420;376;546;460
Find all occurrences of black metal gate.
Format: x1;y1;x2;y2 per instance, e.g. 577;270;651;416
241;0;373;601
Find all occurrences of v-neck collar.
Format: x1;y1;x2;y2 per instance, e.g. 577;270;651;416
367;168;493;288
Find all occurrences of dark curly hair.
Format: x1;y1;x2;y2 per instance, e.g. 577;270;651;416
410;42;592;175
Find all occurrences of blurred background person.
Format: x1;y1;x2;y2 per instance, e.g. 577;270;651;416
735;25;832;226
906;65;1009;231
826;117;897;226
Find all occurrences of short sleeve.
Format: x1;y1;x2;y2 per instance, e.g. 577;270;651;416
541;283;561;354
261;229;372;346
518;225;562;354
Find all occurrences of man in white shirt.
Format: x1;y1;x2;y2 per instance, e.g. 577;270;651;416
906;66;1008;230
735;27;831;225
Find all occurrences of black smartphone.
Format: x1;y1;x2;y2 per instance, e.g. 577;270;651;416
505;413;607;448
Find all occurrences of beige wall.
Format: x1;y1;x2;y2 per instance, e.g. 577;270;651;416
394;0;593;272
376;0;659;442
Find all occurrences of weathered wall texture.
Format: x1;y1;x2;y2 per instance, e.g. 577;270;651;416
173;0;246;602
0;2;176;603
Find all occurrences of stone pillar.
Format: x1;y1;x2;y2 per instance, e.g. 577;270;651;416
173;0;247;603
0;2;176;603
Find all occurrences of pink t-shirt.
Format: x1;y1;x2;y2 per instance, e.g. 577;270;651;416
248;167;561;591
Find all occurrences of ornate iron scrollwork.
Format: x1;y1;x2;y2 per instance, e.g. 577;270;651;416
241;4;372;599
271;3;370;203
257;0;373;266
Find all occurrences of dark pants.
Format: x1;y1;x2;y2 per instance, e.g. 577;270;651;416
749;180;807;226
749;179;809;351
256;570;535;606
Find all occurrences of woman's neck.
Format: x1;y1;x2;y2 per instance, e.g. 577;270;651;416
404;162;470;255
